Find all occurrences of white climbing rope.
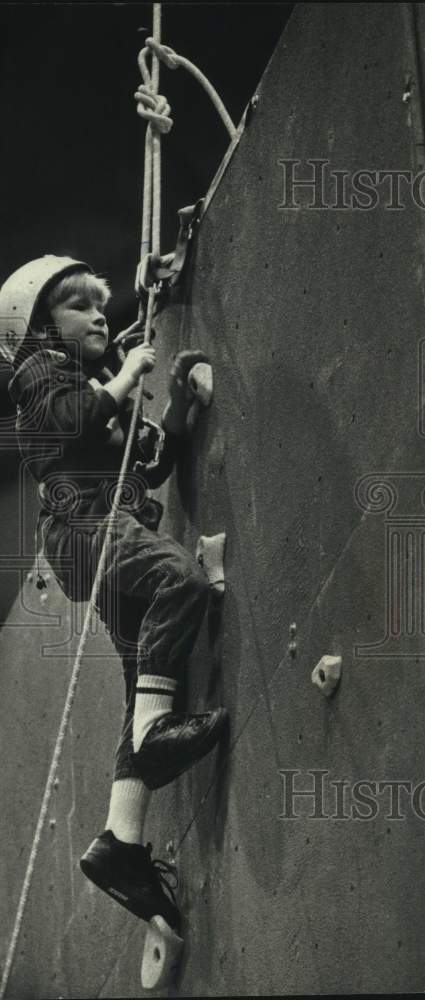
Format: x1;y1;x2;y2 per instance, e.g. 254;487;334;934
137;5;169;267
0;7;164;998
140;36;237;140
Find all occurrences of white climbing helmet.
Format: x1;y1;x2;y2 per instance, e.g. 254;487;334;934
0;254;91;363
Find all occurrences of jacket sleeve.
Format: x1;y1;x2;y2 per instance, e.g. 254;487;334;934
10;352;118;440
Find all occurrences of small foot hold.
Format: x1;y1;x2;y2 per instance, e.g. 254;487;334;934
141;914;184;990
311;655;342;698
196;532;226;596
185;362;213;433
188;362;213;407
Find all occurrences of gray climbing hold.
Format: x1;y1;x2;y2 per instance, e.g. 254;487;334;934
186;362;213;433
311;655;342;698
141;915;184;991
196;532;226;596
188;362;213;407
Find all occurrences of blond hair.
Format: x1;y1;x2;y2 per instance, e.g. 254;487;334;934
13;268;111;370
46;269;111;310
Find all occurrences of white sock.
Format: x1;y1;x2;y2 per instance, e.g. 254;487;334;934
133;674;177;753
105;778;151;845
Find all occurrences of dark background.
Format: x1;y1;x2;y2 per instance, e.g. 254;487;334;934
0;2;293;328
0;1;293;618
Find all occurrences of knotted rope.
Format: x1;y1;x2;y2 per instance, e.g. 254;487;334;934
134;86;173;134
139;36;237;140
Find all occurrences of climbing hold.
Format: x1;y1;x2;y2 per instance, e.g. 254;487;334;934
402;76;413;104
196;532;226;596
185;362;213;433
141;915;183;991
311;655;342;698
188;362;213;407
26;572;33;583
49;819;56;830
289;640;297;658
289;622;297;637
40;592;48;604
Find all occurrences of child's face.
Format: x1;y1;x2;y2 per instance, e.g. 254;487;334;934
49;291;109;362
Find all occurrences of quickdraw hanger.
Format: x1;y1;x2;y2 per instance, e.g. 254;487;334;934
133;29;236;320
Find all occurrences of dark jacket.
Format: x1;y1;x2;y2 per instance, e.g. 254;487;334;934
8;347;181;528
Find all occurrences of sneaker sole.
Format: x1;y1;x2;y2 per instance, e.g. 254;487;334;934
136;707;229;791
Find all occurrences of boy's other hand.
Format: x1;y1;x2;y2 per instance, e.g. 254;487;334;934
169;349;210;402
113;320;145;349
161;348;210;435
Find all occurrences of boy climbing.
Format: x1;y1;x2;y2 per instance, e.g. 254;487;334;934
0;253;228;932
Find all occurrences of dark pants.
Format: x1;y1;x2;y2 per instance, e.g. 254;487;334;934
43;508;209;779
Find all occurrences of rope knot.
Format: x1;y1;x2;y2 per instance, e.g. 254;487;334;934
145;36;179;70
134;83;173;134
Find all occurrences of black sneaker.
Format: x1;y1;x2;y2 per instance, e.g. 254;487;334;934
131;707;229;790
80;830;180;931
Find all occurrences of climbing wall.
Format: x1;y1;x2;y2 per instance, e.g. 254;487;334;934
3;2;425;995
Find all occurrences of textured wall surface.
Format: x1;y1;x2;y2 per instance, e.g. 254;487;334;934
3;2;425;996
